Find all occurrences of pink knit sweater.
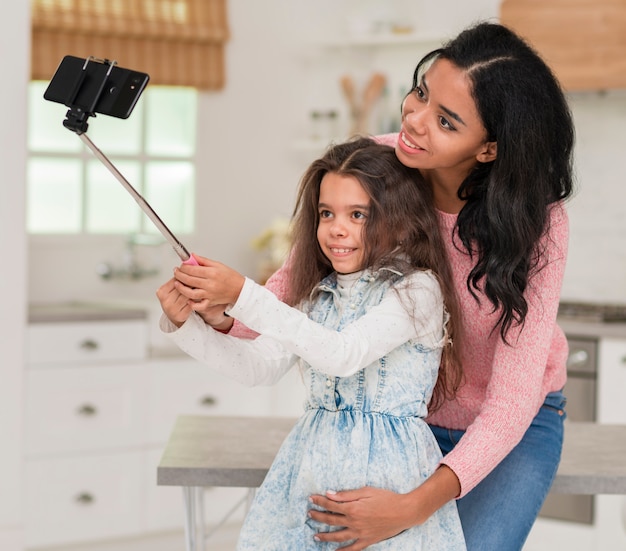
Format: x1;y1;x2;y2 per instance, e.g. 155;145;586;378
232;135;570;497
427;207;568;495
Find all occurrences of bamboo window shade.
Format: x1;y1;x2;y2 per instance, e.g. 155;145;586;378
31;0;230;90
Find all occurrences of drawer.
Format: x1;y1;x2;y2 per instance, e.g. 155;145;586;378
25;365;147;455
24;451;143;548
27;319;148;365
146;358;271;444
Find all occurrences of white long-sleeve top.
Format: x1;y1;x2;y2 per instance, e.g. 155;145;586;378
160;269;446;387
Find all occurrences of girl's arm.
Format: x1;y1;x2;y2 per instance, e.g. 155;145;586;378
226;270;444;377
228;257;292;338
159;269;444;382
159;311;297;386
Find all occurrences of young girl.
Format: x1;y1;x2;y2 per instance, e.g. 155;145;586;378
157;138;467;550
166;22;574;551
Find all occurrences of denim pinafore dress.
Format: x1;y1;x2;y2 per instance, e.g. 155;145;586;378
237;270;466;550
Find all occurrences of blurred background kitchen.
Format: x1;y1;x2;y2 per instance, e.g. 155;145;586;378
2;1;626;550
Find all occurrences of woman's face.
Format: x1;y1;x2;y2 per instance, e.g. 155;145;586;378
396;58;497;185
317;172;369;275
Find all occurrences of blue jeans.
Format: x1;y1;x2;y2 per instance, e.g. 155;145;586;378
430;391;566;551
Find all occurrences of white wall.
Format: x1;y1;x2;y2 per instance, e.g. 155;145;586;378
563;90;626;302
0;2;28;549
27;0;626;308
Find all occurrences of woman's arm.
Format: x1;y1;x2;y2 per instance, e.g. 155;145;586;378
437;203;570;496
308;465;460;550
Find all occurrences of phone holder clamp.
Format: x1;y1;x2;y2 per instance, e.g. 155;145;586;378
62;56;118;135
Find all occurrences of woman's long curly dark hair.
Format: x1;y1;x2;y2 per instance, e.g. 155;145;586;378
287;137;463;410
412;22;575;342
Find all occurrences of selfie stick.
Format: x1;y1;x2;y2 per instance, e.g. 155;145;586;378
59;57;197;265
78;133;195;263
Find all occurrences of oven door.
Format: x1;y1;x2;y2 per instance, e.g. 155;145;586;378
539;337;597;524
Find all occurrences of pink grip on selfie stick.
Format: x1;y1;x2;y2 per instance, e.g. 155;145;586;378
183;254;199;266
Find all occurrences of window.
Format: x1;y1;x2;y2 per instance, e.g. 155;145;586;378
27;82;197;236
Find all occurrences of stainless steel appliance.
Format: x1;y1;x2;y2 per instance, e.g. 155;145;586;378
539;335;598;524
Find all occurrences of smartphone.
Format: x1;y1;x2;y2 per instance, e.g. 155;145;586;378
44;55;150;119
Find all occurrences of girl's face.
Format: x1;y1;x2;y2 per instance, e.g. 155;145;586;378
317;172;370;275
396;58;497;186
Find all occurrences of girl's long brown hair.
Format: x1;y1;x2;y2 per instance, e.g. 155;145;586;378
287;137;463;411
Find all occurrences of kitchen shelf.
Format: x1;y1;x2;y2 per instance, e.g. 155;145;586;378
292;137;341;154
315;31;444;49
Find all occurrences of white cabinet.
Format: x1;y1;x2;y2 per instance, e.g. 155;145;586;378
25;364;147;455
597;338;626;424
24;451;144;547
146;358;272;444
596;338;626;549
23;315;280;548
26;320;147;365
24;318;149;548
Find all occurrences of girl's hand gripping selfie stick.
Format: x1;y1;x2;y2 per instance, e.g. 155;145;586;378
44;55;198;266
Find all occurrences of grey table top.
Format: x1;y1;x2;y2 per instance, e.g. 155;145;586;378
552;421;626;494
157;416;626;495
158;415;298;488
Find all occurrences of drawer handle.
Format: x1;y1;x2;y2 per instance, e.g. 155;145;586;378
76;403;98;417
79;339;100;351
199;395;217;407
75;492;95;505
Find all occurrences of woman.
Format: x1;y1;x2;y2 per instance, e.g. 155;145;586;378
164;22;574;551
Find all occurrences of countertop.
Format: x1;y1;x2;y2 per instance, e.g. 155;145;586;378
27;300;626;339
157;416;626;494
557;317;626;340
28;301;148;323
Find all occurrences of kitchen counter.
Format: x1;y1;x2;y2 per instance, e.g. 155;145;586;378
158;416;626;492
28;301;148;323
157;415;626;550
552;421;626;494
557;300;626;339
158;416;297;488
558;317;626;340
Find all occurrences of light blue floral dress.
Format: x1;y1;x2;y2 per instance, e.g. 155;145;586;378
234;271;466;550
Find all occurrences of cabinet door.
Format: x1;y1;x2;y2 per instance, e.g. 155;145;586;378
146;358;271;444
25;364;147;455
27;319;147;365
597;338;626;423
595;495;626;550
24;451;143;548
595;338;626;549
